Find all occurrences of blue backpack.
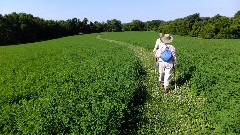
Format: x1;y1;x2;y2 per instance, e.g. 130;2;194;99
161;45;173;62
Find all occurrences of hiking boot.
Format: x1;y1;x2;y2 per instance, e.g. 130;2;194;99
163;89;169;94
160;82;164;88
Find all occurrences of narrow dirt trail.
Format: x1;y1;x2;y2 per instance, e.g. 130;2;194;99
97;35;206;134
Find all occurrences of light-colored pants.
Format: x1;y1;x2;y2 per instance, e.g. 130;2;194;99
159;60;174;88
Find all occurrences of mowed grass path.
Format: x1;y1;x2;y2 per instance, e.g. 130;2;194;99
100;31;240;134
97;34;206;134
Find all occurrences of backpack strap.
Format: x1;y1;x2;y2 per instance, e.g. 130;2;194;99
165;43;171;49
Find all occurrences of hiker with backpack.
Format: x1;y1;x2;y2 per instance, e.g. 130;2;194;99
153;34;176;94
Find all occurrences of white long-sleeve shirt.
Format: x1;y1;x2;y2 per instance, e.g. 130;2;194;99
153;39;176;65
153;38;162;53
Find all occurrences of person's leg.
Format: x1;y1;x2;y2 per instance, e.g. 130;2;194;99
159;61;165;87
164;65;173;93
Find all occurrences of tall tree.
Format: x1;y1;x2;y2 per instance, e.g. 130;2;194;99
94;21;104;32
3;12;22;44
106;19;122;32
229;17;240;38
199;23;215;39
185;13;201;35
0;14;8;45
234;10;240;18
145;20;164;31
130;20;145;31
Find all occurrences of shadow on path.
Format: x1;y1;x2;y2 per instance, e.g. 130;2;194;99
170;65;196;87
119;63;150;135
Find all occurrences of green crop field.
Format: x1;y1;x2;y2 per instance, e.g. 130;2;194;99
1;31;239;134
101;31;240;134
0;34;145;134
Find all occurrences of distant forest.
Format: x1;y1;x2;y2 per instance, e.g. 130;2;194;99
1;11;240;46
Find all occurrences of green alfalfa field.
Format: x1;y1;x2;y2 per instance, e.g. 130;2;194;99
0;31;239;134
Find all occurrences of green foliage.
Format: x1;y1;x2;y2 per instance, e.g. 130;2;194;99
1;31;240;134
189;21;201;37
101;31;240;134
157;12;240;39
199;23;216;39
0;13;123;46
123;20;145;31
0;34;143;134
105;19;122;32
228;17;240;38
234;10;240;18
101;31;157;49
145;20;164;31
2;10;240;46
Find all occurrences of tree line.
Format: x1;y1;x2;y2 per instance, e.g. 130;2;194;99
123;11;240;39
0;12;122;46
0;11;240;46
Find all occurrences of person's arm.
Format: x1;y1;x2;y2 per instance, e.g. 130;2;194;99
153;38;160;52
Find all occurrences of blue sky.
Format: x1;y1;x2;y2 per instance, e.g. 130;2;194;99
0;0;239;23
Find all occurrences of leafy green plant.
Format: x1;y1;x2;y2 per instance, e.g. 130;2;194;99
101;31;240;134
0;34;144;134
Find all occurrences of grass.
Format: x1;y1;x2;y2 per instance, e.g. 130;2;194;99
1;31;239;134
100;31;240;134
0;34;145;134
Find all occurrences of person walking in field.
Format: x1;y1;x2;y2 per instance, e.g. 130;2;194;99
153;33;176;94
